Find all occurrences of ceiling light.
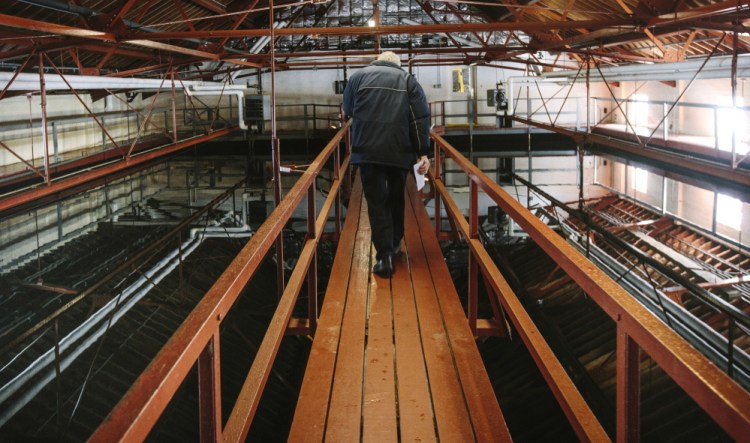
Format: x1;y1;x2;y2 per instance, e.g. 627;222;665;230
368;19;375;27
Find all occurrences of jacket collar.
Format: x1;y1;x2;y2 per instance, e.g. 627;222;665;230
371;60;402;70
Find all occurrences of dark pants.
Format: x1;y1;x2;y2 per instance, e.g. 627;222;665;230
359;164;407;260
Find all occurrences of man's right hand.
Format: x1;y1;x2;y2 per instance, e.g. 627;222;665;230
417;155;430;174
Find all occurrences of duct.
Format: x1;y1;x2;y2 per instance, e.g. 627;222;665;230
229;21;289;81
0;235;201;426
185;85;249;130
0;71;210;91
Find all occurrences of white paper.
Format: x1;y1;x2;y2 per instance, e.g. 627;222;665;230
413;159;426;191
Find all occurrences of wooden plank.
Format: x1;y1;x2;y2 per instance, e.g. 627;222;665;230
288;178;365;442
362;247;398;442
323;196;372;442
391;243;438;443
406;182;512;442
402;189;476;442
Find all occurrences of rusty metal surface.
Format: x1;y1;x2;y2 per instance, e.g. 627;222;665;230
432;177;609;442
90;121;350;442
431;131;750;440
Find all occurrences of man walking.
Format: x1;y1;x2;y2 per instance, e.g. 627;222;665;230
343;51;431;277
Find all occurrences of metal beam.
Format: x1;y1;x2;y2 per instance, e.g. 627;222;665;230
431;131;750;441
124;18;640;40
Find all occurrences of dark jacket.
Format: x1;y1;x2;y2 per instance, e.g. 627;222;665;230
343;60;431;169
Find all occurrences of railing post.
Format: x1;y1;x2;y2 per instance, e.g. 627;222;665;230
307;182;318;334
334;132;342;237
198;332;222;443
434;140;442;239
616;326;640;443
468;179;479;334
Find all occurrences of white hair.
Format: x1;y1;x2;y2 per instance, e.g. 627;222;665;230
377;51;401;67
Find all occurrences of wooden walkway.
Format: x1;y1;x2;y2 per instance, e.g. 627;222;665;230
288;176;511;442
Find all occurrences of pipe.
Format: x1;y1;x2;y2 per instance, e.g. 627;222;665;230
184;85;249;130
0;236;202;424
0;72;210;91
0;215;255;426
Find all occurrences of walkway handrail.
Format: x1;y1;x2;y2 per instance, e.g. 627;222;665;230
430;130;750;441
90;120;352;442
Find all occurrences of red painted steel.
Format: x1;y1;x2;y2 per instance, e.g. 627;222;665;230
198;334;222;443
90;122;351;442
432;177;608;442
125;19;639;40
431;131;750;441
44;53;124;157
616;328;640;442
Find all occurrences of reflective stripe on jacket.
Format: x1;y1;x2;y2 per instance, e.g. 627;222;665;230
343;60;431;169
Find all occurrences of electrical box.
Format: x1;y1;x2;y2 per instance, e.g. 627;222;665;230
486;86;508;110
244;95;264;133
333;80;347;94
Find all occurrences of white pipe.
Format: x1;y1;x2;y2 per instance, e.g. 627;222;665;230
0;72;210;91
0;235;202;423
185;85;249;130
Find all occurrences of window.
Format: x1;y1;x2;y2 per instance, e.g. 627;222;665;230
632;94;649;129
717;96;748;154
717;193;742;230
634;167;648;193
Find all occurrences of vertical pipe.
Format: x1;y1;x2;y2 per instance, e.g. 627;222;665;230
616;327;641;442
51;121;59;163
373;0;380;52
586;56;591;134
38;53;50;185
712;190;718;234
578;144;584;211
731;27;739;168
663;102;668;141
101;116;106;151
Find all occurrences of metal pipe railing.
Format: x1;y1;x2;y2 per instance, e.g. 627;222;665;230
89;120;352;442
430;130;750;441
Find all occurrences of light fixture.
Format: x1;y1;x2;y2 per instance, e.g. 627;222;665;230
367;19;375;27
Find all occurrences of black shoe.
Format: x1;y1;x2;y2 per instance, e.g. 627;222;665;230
372;256;393;277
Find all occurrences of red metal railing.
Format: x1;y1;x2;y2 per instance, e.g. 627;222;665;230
90;120;351;442
430;131;750;442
